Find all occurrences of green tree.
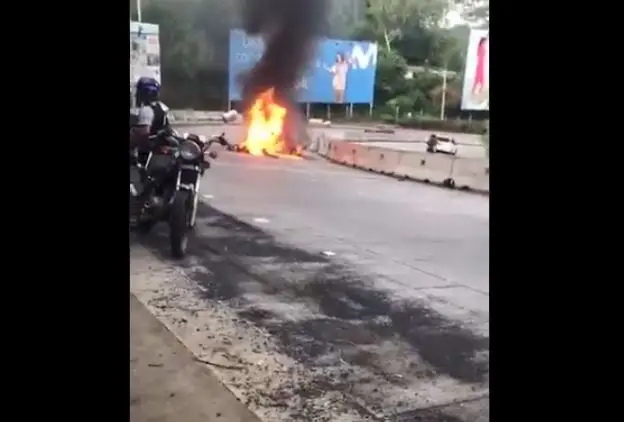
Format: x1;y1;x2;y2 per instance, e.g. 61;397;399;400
130;0;473;112
374;48;409;105
352;0;449;52
349;0;469;116
132;0;238;107
327;0;367;38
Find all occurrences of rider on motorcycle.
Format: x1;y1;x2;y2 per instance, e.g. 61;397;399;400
130;77;177;197
130;77;171;147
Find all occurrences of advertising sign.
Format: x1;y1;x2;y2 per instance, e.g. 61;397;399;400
228;29;378;104
461;29;489;111
130;21;161;85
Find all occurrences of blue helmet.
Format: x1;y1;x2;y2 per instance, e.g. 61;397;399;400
135;77;160;105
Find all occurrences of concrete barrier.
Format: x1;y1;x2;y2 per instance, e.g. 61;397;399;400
319;139;488;193
168;110;214;124
391;151;453;185
328;141;362;166
168;110;239;125
449;156;489;192
312;134;331;155
363;126;395;134
324;141;452;184
308;118;331;127
169;111;333;127
353;146;402;174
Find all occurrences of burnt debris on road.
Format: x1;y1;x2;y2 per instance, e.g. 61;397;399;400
132;199;489;421
230;143;303;158
131;145;489;421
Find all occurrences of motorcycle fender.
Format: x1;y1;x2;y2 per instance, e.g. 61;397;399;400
181;176;202;193
177;165;201;193
178;184;195;192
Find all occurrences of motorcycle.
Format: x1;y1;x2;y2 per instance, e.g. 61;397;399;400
130;131;228;258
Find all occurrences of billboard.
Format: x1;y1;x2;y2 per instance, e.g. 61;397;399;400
228;29;378;104
130;21;161;85
461;29;489;111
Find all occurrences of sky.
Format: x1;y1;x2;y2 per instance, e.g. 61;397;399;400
443;5;469;28
445;10;466;27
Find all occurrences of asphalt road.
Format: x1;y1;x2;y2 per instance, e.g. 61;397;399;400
335;126;483;146
353;141;487;159
177;121;483;144
175;123;486;158
175;123;362;145
131;150;489;421
175;123;486;157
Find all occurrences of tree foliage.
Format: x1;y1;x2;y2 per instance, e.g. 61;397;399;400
132;0;487;116
360;0;476;117
363;0;448;51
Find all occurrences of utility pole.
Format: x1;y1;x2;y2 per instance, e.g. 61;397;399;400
136;0;142;22
440;65;448;120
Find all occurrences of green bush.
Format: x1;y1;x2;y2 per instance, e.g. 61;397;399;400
395;116;487;134
313;112;486;135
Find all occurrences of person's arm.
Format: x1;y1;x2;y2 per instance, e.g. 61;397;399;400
130;106;154;144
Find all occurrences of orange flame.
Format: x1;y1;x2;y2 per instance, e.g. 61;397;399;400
242;88;299;158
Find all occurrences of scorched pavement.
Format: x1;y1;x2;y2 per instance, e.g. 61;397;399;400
130;150;489;421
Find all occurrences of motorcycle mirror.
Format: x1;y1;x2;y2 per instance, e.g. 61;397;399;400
208;151;218;159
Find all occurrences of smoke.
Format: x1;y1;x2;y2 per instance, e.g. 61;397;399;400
238;0;328;112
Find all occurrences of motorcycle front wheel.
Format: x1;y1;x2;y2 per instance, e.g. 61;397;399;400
169;190;191;258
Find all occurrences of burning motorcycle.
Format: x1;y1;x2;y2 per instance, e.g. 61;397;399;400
130;131;228;258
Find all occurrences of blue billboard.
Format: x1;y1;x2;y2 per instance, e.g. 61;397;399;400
228;29;378;104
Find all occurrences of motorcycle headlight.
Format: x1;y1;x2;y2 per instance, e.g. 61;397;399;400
180;140;202;161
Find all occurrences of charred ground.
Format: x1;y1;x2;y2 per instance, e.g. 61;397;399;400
134;200;489;420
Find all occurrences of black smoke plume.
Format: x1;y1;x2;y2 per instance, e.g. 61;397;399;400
238;0;328;147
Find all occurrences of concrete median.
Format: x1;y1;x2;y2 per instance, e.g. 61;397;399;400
393;151;454;185
353;146;403;174
315;135;332;155
169;110;336;127
308;118;332;127
319;139;489;193
450;156;489;192
159;110;226;125
327;141;361;166
363;127;396;134
322;141;453;185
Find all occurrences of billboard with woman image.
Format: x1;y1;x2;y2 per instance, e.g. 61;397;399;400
228;29;378;104
461;29;489;111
